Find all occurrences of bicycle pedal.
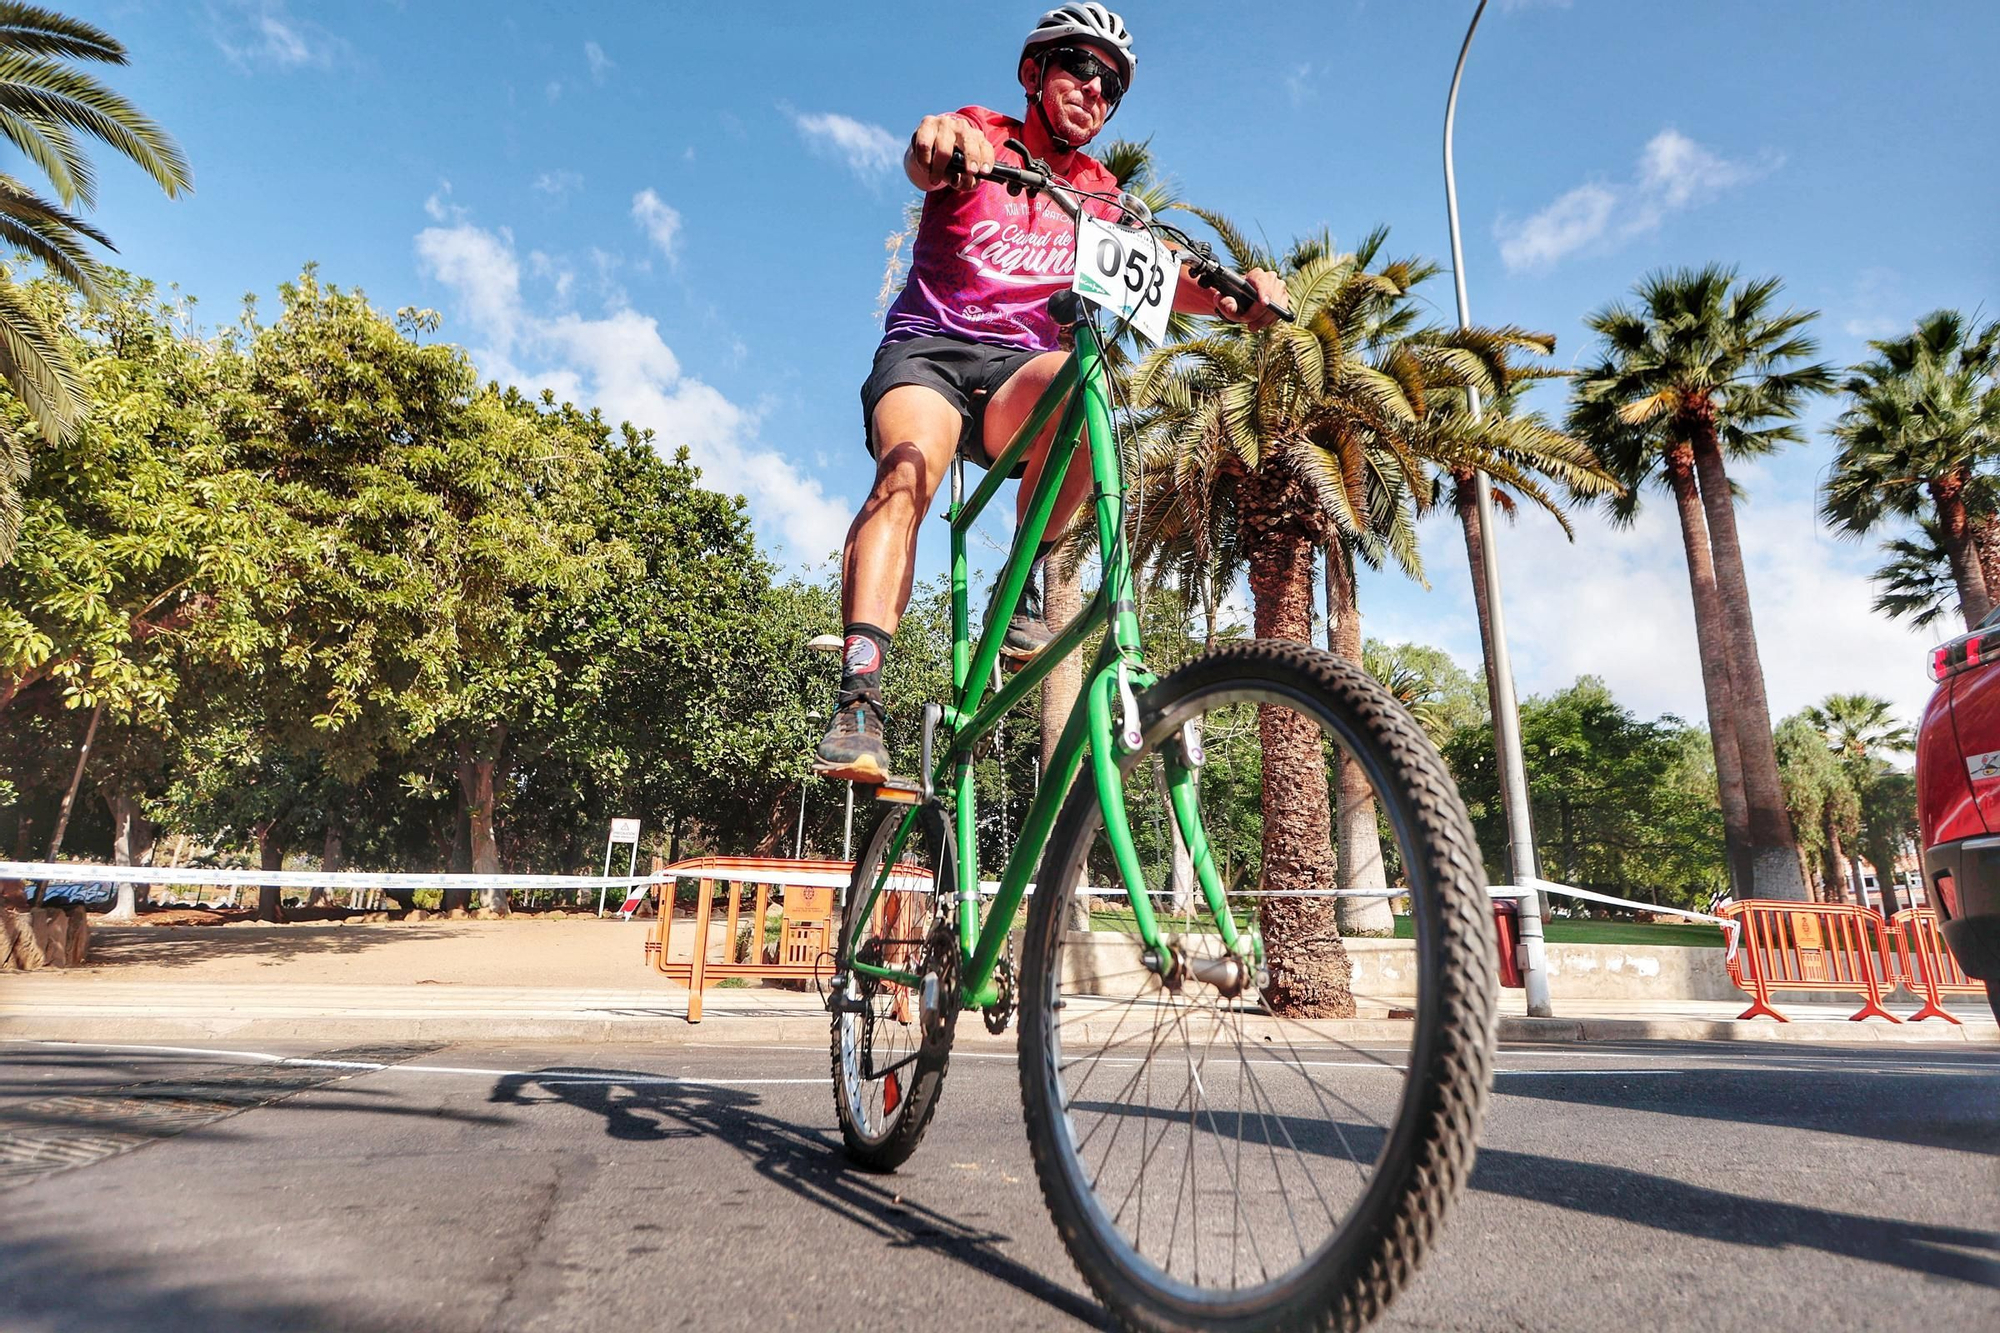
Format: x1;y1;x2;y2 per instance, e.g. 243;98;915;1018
861;776;925;805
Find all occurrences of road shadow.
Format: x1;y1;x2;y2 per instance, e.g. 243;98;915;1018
1066;1088;1999;1289
487;1066;1110;1329
80;923;464;971
0;1231;422;1333
1494;1048;2000;1156
0;1046;507;1188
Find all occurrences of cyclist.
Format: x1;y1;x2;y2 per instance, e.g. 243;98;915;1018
816;2;1288;784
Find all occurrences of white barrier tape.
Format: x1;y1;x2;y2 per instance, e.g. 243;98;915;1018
1492;877;1739;961
0;861;661;891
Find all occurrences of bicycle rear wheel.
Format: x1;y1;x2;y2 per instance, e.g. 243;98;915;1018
1018;640;1496;1332
830;802;957;1170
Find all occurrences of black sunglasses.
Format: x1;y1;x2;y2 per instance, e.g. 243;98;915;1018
1043;46;1125;103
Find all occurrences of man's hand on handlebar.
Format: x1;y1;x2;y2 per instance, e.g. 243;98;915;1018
1215;268;1290;332
907;114;994;192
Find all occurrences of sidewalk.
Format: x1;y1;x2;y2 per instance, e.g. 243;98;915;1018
2;918;1992;1046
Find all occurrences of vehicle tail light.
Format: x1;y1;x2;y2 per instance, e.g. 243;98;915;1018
1930;625;2000;680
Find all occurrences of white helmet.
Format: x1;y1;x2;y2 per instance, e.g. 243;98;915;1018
1022;3;1136;89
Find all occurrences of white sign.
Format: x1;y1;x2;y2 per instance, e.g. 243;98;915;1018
1072;212;1173;345
609;818;641;842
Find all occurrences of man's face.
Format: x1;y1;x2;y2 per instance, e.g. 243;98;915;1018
1020;40;1121;145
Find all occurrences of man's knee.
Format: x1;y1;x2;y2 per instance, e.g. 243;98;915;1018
869;439;946;506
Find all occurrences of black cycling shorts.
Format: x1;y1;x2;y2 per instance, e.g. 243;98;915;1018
859;335;1046;478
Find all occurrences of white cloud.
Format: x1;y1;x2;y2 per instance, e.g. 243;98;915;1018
1495;128;1776;272
423;180;466;224
415;215;851;565
1362;468;1940;736
789;110;901;181
533;169;584;197
584;40;613;83
545;80;563;104
1495;184;1618;273
1284;63;1316;108
630;189;682;262
212;1;341;70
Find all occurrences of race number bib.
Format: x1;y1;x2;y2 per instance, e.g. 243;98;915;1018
1072;213;1173;344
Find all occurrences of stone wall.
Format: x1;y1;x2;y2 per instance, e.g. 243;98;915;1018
1057;932;1864;1006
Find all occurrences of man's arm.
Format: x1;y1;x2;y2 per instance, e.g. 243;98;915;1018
906;113;996;192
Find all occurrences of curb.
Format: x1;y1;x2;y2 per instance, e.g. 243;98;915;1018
4;1011;1992;1047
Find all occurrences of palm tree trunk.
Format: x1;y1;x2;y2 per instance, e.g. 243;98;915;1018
1662;442;1754;898
1453;472;1502;703
1973;512;2000;599
1932;473;1993;629
1248;509;1353;1018
1324;544;1394;936
1689;431;1808;901
1823;810;1854;906
1041;558;1090;931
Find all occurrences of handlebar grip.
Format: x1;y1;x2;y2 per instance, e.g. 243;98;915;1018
1202;266;1295;324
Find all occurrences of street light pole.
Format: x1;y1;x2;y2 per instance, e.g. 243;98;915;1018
797;709;822;860
1444;0;1551;1017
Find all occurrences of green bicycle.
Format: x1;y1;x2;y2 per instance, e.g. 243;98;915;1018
828;150;1498;1333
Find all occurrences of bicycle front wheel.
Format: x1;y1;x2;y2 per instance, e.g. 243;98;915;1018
1018;640;1496;1332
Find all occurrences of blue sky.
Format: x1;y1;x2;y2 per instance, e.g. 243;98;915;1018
64;0;2000;727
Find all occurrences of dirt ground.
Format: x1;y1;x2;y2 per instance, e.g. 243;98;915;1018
63;917;668;989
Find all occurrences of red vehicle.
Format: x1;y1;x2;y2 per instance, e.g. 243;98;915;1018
1916;615;2000;1022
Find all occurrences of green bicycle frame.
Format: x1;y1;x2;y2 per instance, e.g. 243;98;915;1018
844;318;1249;1008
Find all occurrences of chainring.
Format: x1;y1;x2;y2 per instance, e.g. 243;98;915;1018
917;922;961;1053
983;956;1017;1035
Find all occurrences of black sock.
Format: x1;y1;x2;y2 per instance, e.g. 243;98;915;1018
839;622;892;697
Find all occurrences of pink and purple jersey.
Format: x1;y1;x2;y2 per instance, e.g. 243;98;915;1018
882;106;1125;355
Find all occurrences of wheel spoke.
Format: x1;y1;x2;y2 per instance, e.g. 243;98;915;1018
1018;647;1496;1322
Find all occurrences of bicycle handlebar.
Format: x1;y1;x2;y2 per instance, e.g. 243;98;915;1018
948;147;1295;325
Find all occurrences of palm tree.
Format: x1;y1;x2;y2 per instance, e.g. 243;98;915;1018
1864;515;1980;631
1412;341;1620;704
1569;266;1831;901
1131;222;1510;1009
1802;693;1912;910
1823;310;2000;630
0;2;190;557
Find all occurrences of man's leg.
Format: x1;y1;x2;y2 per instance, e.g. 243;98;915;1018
818;385;962;782
981;352;1098;656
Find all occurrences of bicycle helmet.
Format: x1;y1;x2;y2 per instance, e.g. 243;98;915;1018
1020;4;1136;151
1021;4;1135;88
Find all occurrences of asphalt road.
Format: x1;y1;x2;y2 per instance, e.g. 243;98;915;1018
0;1035;1994;1332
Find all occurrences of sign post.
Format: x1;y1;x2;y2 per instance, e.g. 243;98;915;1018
599;818;641;918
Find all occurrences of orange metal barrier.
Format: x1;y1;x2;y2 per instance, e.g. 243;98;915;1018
645;857;933;1022
1889;908;1983;1024
1718;900;1900;1023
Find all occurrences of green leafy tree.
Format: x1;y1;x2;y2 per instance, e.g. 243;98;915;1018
1569;265;1831;901
1858;768;1917;916
1443;677;1726;906
1773;712;1859;903
1823;310;2000;630
1362;638;1486;746
0;3;191;550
